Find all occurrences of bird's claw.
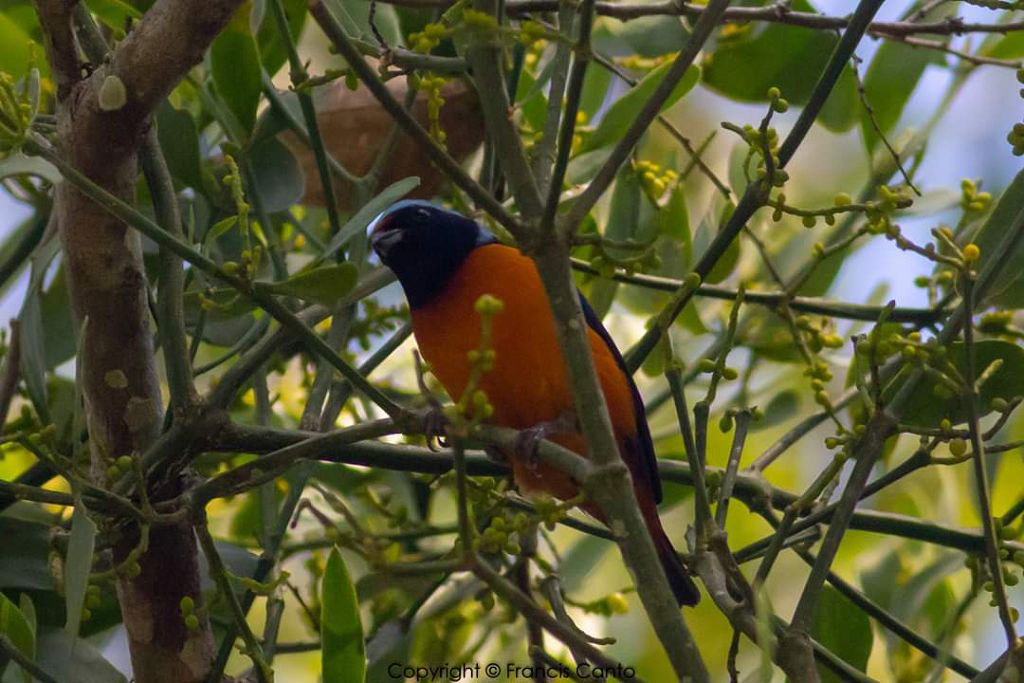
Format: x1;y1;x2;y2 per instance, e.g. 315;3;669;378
514;411;576;472
514;426;547;472
422;407;450;452
412;349;449;451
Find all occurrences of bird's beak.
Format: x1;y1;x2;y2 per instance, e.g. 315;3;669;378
369;227;403;262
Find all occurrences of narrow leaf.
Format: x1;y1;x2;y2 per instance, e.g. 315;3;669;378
321;547;366;683
323;177;420;261
890;340;1024;427
972;168;1024;308
812;586;872;681
860;40;934;153
210;11;262;134
580;61;700;153
261;262;359;305
65;499;97;637
34;629;126;683
0;592;35;683
0;154;61;185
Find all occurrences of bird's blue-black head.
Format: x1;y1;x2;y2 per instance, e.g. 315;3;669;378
370;200;497;308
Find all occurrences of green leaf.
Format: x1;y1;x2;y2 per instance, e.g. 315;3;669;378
39;268;76;369
514;58;555;132
566;147;614;186
248;135;304;213
207;216;239;242
660;182;690;248
579;61;700;153
321;547;366;683
579;64;612;121
0;592;35;683
694;199;739;285
892;340;1024;428
19;292;51;424
0;12;43;79
970;169;1024;308
323;177;421;261
811;586;872;682
817;65;859;133
595;16;690;58
210;11;263;135
328;0;402;47
156;102;204;190
755;389;799;430
84;0;142;32
64;500;97;638
860;550;901;611
0;154;61;185
0;214;45;300
701;0;858;133
860;41;934;153
590;166;642;318
255;0;308;77
260;262;359;305
889;554;962;636
984;31;1024;60
727;139;752;199
33;629;126;683
17;596;35;645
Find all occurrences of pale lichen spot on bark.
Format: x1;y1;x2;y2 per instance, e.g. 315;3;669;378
180;629;213;678
567;318;580;330
105;369;129;389
98;74;128;112
124;396;159;435
611;519;627;538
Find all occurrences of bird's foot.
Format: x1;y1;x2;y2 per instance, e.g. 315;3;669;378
422;407;450;452
514;411;577;472
413;349;449;451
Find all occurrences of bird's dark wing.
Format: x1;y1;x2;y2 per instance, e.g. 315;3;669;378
578;293;662;504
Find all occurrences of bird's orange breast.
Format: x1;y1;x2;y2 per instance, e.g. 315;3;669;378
410;244;637;495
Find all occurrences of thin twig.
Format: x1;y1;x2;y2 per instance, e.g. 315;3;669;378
715;410;751;528
196;520;272;683
961;274;1018;646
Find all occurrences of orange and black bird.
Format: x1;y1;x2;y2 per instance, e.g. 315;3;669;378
370;200;699;606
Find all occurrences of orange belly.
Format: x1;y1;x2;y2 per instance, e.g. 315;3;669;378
410;244;637;499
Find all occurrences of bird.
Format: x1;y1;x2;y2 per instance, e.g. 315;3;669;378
369;199;699;606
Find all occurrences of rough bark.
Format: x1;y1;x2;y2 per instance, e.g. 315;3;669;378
31;1;246;680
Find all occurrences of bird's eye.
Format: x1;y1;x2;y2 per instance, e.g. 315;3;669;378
416;208;431;220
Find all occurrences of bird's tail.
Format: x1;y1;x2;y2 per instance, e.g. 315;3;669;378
653;524;700;606
584;498;700;606
644;507;700;607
